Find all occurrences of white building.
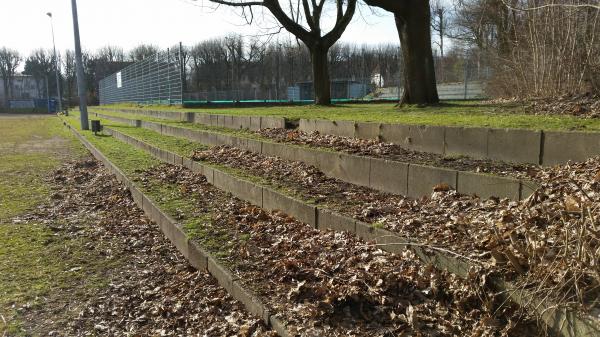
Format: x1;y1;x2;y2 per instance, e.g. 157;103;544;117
0;75;43;107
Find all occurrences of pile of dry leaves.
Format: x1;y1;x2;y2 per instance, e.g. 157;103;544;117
525;94;600;118
258;129;536;178
144;164;543;336
193;146;600;313
18;158;271;336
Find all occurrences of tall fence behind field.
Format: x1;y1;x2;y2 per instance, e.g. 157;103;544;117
99;48;183;105
99;44;488;106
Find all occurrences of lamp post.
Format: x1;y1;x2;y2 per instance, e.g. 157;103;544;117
46;12;62;113
71;0;89;130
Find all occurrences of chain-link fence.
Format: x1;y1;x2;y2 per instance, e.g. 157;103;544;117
98;43;488;106
99;48;183;105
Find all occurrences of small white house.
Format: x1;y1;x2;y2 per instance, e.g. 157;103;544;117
0;75;42;107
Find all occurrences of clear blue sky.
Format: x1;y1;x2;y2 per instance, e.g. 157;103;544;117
1;0;401;57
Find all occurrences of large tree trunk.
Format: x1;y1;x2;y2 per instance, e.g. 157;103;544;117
395;2;439;105
309;43;331;105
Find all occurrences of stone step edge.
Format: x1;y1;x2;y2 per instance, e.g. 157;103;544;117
92;106;600;167
92;106;288;131
92;111;537;202
102;125;599;337
62;120;294;337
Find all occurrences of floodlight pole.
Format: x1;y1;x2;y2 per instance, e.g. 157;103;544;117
71;0;89;130
47;12;63;113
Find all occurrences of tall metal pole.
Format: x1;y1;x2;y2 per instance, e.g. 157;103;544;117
47;13;63;113
464;51;469;100
276;43;281;101
178;42;185;105
71;0;89;130
45;75;50;113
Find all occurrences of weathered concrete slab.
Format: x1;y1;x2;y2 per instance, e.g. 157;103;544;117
141;120;162;133
261;141;303;164
269;316;295;337
312;119;356;138
160;124;178;137
299;119;316;133
369;158;409;196
214;133;234;147
316;209;356;233
249;116;262;131
289;146;321;167
488;128;541;164
542;131;600;165
192;113;211;126
187;240;208;271
182;158;194;170
213;170;263;207
207;255;238;293
202;165;216;184
182;112;194;123
172;153;184;166
262;188;317;227
246;139;263;154
444;126;488;159
169;223;190;260
130;185;144;209
217;115;227;128
260;116;286;130
232;281;270;324
520;180;539;200
209;114;219;127
381;124;445;154
457;171;520;200
355;221;381;243
407;164;457;198
373;229;412;255
316;151;371;188
355;122;381;140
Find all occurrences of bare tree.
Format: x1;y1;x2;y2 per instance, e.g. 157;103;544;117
453;0;600;97
23;49;54;98
364;0;439;105
128;44;159;62
430;0;448;83
0;47;22;105
97;45;125;62
205;0;357;105
63;50;77;106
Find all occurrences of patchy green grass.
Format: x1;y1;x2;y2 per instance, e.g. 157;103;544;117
0;116;85;220
0;154;55;219
63;115;157;174
0;116;109;335
64;114;236;262
0;223;122;334
88;118;321;210
99;101;600;131
89;108;262;140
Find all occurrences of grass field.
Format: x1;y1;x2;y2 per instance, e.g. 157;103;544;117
0;116;117;335
101;101;600;131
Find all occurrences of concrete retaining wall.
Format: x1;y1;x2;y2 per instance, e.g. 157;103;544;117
101;125;600;337
65;123;295;337
299;119;600;166
94;112;535;202
94;107;286;131
93;107;600;166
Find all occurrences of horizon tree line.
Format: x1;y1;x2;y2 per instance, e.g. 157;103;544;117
2;0;597;107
